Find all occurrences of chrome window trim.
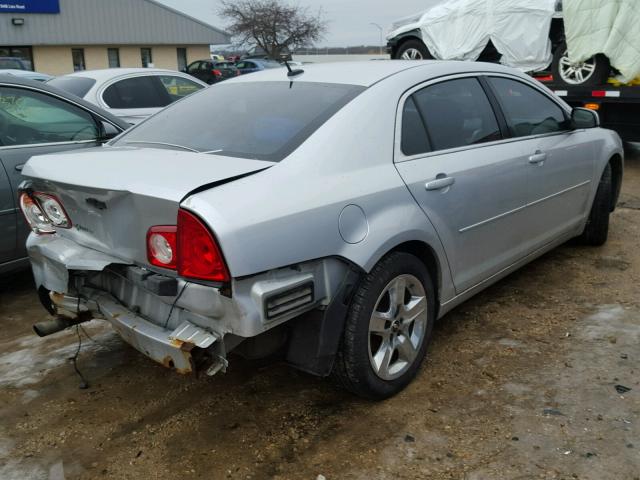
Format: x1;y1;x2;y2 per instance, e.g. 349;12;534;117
394;72;575;164
0;82;123;133
97;72;205;109
0;139;98;151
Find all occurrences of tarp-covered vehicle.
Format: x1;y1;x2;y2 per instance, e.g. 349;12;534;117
387;0;640;87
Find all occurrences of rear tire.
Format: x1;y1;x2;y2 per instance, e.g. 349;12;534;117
332;252;435;400
552;41;610;86
394;40;433;60
579;163;612;246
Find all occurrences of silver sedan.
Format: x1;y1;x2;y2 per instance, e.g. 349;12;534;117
47;68;207;125
20;61;623;399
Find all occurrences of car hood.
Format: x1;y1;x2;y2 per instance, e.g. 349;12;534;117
22;146;273;202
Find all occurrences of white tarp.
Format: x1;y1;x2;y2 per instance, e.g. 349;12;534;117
563;0;640;82
389;0;556;72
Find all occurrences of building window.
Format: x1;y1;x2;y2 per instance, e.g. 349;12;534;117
177;48;188;71
72;48;86;71
108;48;120;68
0;46;34;70
141;48;153;68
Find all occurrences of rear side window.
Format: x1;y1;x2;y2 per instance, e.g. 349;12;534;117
407;78;501;153
115;81;365;162
489;77;569;137
158;76;203;100
401;97;430;156
102;76;171;109
47;76;97;98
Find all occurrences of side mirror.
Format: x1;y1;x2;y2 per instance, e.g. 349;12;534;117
571;107;600;129
180;67;187;73
99;121;121;142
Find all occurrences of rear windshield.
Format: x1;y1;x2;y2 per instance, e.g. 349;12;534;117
47;76;97;98
114;81;365;162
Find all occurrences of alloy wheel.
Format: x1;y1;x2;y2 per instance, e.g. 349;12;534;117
368;274;428;381
559;50;597;85
401;48;424;60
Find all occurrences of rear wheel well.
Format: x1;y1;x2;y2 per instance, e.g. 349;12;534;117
609;154;623;211
389;241;441;316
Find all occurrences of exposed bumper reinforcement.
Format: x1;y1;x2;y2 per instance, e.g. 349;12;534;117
51;288;223;375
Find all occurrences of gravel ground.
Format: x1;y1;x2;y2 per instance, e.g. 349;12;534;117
1;151;639;480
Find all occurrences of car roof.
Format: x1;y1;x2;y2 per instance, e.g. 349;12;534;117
0;74;130;129
229;60;528;87
59;68;190;81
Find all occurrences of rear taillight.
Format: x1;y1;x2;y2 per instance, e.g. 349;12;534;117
147;226;177;269
212;69;222;76
32;192;72;228
19;193;55;234
19;191;71;234
177;209;229;282
146;209;230;282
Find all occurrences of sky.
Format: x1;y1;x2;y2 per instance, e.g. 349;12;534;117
156;0;437;47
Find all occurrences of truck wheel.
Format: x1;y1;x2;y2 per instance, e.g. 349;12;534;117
332;252;435;400
552;41;610;86
395;40;432;60
579;163;612;246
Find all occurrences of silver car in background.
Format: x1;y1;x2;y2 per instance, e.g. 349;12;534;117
47;68;207;124
20;61;623;399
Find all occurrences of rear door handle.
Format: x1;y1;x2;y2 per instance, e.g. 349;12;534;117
15;164;24;171
425;176;455;191
528;152;547;164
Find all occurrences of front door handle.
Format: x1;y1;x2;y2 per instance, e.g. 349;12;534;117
528;151;547;164
425;175;455;191
15;164;24;171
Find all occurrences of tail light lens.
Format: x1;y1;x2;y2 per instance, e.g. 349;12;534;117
32;193;72;228
19;193;56;234
147;226;177;269
177;209;229;282
19;191;71;234
146;210;230;282
213;69;222;76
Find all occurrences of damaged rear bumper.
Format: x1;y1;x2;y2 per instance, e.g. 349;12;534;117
53;288;226;375
27;233;349;376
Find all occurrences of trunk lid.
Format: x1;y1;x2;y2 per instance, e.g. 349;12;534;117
22;146;272;265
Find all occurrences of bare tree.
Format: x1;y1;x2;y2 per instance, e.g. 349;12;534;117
219;0;327;60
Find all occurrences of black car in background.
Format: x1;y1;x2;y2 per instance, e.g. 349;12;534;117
0;57;31;71
183;60;239;85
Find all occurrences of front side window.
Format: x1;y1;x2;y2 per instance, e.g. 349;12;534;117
402;77;501;154
114;81;365;162
489;77;569;137
102;76;171;109
0;87;99;146
72;49;86;72
141;48;153;68
158;76;204;100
